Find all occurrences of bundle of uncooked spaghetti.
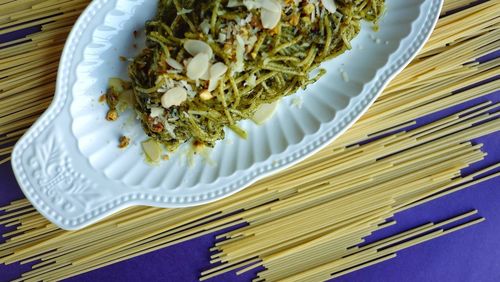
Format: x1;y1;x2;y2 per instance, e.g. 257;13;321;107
0;0;499;281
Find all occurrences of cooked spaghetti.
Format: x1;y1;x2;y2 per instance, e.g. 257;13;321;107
115;0;385;152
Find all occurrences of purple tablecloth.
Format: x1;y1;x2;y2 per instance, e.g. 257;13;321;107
0;25;499;282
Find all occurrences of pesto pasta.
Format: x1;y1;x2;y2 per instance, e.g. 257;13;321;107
113;0;385;152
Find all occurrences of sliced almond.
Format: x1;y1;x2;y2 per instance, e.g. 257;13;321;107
183;39;213;59
142;139;162;163
200;65;211;81
260;0;280;13
210;62;228;80
243;0;262;10
252;101;279;125
166;58;184;70
208;78;220;92
150;107;165;118
161;87;188;108
261;8;281;29
187;53;210;80
321;0;337;14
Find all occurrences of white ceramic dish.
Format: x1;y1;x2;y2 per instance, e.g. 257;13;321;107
12;0;443;230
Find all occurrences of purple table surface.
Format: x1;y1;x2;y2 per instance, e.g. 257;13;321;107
1;29;499;282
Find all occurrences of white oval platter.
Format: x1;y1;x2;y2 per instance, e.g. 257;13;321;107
12;0;443;230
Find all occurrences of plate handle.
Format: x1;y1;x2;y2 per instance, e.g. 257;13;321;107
12;119;105;229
